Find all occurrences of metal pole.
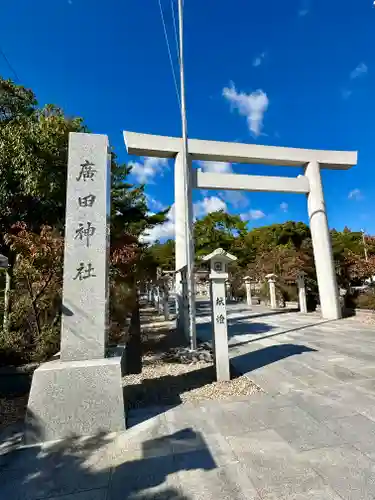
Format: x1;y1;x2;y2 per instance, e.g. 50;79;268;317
178;0;196;350
362;229;368;262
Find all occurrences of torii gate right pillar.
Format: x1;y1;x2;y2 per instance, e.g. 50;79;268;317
305;160;341;320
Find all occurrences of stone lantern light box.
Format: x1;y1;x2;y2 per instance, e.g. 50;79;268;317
203;248;237;280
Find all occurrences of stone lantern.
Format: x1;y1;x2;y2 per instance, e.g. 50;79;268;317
202;248;237;381
265;273;278;309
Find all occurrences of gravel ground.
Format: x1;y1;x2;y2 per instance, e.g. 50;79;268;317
0;395;28;432
0;306;261;432
358;315;375;325
123;306;261;409
0;365;35;432
346;313;375;325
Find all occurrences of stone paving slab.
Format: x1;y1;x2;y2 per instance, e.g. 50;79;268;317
300;445;375;500
2;306;375;499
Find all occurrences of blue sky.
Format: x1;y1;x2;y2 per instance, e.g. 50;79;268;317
2;0;375;241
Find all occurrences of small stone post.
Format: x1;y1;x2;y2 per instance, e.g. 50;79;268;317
147;282;152;303
162;276;170;321
203;248;237;382
225;280;231;302
243;276;253;306
155;285;161;313
266;273;278;309
297;272;308;314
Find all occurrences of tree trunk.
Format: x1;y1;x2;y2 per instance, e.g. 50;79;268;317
3;266;12;334
125;286;142;374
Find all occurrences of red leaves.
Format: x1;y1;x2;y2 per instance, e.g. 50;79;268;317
344;250;375;280
5;222;144;279
110;233;141;278
5;223;63;269
250;246;312;282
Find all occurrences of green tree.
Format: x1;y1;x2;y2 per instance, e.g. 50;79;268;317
0;77;168;355
194;210;248;258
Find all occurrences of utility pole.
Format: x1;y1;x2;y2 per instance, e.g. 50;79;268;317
177;0;197;349
362;229;368;262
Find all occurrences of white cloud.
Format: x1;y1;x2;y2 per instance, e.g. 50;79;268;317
241;209;266;220
350;62;368;80
223;82;269;137
199;161;232;174
298;0;310;16
341;89;352;100
141;204;176;243
280;202;288;212
253;52;266;67
145;194;166;212
298;8;309;16
348;188;363;200
140;196;228;243
194;196;227;218
220;190;249;208
129;157;168;184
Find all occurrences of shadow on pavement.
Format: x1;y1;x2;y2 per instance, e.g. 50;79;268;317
228;320;333;349
196;317;275;344
230;309;300;321
231;343;317;374
0;410;217;499
228;320;274;337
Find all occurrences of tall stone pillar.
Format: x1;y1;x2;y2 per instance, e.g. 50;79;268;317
26;133;126;444
305;161;340;320
266;273;277;309
180;268;190;339
174;152;196;345
243;276;252;306
174;153;188;333
297;272;308;314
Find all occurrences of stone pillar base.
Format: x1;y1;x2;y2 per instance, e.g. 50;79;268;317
25;351;126;444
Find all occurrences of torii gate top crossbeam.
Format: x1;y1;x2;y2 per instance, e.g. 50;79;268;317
124;132;357;170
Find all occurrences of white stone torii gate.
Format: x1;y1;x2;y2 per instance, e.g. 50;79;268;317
124;131;357;321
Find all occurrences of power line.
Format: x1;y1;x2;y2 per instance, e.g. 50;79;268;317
157;0;181;108
170;0;180;65
0;46;20;82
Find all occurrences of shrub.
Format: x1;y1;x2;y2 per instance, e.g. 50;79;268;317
258;282;270;302
355;290;375;310
278;283;298;302
109;279;134;345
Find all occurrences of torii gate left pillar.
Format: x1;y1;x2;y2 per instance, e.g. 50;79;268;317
174;153;195;342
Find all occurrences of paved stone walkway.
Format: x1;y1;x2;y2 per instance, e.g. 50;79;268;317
1;305;375;499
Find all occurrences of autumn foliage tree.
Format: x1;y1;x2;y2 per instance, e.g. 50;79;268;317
0;77;168;365
2;224;63;363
